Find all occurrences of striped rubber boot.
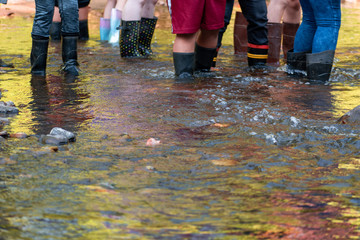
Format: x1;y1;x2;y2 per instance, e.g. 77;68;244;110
247;43;268;68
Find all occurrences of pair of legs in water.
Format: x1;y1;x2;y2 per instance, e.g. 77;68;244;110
100;0;158;58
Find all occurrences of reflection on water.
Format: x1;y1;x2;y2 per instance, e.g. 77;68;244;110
1;5;360;239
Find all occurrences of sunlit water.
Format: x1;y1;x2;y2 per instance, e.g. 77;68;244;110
1;5;360;239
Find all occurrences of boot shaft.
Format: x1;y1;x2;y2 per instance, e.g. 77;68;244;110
62;36;79;76
31;38;49;76
233;12;248;54
195;44;217;72
267;22;282;66
138;17;157;56
286;49;307;76
306;50;335;82
173;52;194;79
120;20;141;58
282;22;299;60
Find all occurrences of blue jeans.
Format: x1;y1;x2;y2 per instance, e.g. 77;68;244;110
294;0;341;53
32;0;79;38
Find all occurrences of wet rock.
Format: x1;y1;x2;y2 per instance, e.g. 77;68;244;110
0;101;19;114
146;138;161;146
9;132;28;139
49;127;76;142
252;109;276;124
40;134;68;145
0;136;5;142
0;131;9;138
337;105;360;124
0;157;16;165
0;118;9;125
145;165;156;171
264;133;277;145
211;159;238;166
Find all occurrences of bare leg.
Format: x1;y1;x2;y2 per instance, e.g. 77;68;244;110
53;7;61;22
103;0;116;19
115;0;127;11
173;33;197;53
197;29;219;48
122;0;144;21
79;6;89;21
267;0;288;23
141;0;158;18
283;0;301;24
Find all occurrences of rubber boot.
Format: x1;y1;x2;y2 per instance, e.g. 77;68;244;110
61;36;80;76
100;18;110;41
286;49;307;76
267;22;282;66
173;52;194;79
195;44;217;72
282;22;299;60
49;21;62;41
31;38;49;76
120;20;142;58
79;20;89;41
233;12;248;55
247;44;268;68
0;59;14;68
109;8;121;43
138;17;157;56
211;48;219;68
306;50;335;82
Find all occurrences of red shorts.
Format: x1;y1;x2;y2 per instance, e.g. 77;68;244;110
167;0;226;34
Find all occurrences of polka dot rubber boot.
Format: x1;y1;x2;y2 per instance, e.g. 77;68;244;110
120;20;142;58
138;17;157;57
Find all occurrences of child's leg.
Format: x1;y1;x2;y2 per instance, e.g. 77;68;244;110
141;0;157;18
138;0;158;56
122;0;144;21
282;0;301;58
50;6;62;40
104;0;116;19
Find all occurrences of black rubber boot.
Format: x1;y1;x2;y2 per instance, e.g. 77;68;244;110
120;20;142;58
286;49;307;76
173;52;194;79
138;17;157;56
195;44;217;72
62;36;80;76
31;38;49;76
306;50;335;82
79;20;89;41
0;59;14;68
50;22;62;41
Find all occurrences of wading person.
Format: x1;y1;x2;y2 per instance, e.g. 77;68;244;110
31;0;80;76
213;0;268;69
168;0;227;79
120;0;158;57
267;0;301;65
287;0;341;81
50;0;92;41
0;0;13;68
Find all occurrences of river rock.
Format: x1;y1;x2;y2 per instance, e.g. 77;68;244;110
337;105;360;124
49;127;76;142
9;132;28;139
40;134;68;145
0;131;9;138
0;101;19;114
0;118;9;125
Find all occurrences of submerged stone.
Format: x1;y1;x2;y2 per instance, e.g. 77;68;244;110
49;127;76;142
40;134;68;145
337;105;360;124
